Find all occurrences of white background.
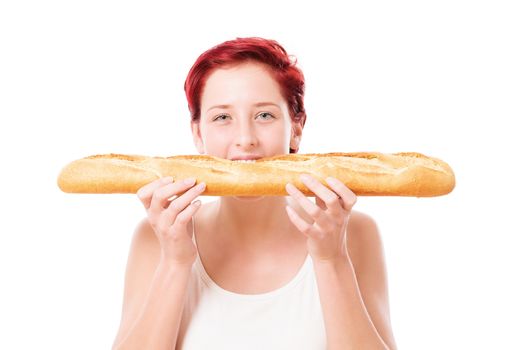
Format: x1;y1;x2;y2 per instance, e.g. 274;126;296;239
1;0;524;349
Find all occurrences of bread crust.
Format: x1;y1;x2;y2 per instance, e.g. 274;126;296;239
56;152;456;197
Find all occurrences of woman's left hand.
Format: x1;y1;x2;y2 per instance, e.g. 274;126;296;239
285;174;357;263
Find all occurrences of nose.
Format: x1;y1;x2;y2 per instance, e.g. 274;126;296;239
234;118;259;149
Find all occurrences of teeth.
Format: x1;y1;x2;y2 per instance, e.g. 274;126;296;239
233;159;257;162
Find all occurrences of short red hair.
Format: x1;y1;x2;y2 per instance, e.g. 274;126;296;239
184;37;307;153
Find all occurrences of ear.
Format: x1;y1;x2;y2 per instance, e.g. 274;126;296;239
290;120;303;153
190;120;205;154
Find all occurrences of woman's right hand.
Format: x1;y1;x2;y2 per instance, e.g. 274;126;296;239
136;176;206;266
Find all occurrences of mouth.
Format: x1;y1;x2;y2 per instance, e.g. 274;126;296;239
229;156;262;162
230;159;259;163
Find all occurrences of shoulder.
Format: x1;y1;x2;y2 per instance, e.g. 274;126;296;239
132;217;158;251
345;209;384;280
347;209;378;235
345;210;398;349
126;217;163;275
111;218;161;348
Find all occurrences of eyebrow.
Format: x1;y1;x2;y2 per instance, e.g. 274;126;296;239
206;102;280;113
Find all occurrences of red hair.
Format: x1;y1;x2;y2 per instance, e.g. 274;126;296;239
183;37;307;153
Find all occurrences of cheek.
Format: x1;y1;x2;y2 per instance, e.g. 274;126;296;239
201;128;231;153
266;122;288;138
261;126;289;151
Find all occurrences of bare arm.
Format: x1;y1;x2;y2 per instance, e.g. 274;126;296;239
314;256;390;349
113;257;192;350
112;177;204;349
313;212;397;350
111;219;194;349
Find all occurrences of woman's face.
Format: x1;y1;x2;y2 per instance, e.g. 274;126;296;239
192;61;301;160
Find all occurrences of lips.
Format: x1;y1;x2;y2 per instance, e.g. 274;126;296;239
229;155;263;161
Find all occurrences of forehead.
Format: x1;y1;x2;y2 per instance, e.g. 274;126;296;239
201;62;285;106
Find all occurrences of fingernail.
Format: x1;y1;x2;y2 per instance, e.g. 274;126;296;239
300;174;312;182
184;177;196;185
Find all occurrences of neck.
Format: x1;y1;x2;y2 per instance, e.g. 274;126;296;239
210;195;299;248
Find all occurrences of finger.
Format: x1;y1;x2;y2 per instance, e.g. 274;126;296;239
149;178;197;213
167;198;202;239
299;174;344;214
161;182;206;229
137;176;174;209
286;182;332;227
285;206;321;239
325;177;357;211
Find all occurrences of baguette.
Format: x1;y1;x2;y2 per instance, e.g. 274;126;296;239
57;152;455;197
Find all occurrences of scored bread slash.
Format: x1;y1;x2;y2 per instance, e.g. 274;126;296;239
57;152;456;197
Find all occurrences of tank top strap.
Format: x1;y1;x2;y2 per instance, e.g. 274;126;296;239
191;214;196;244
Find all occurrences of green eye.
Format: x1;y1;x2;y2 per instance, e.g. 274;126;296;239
213;114;230;121
213;112;275;121
258;112;275;120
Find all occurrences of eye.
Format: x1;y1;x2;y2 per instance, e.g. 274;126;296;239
213;113;275;122
257;112;275;120
213;114;230;121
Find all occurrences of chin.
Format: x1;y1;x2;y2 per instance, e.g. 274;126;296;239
232;195;264;201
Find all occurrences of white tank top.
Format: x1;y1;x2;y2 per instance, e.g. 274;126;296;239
175;216;327;350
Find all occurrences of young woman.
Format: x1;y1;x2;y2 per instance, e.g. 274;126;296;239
112;37;397;350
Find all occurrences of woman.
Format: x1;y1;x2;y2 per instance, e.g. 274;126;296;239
112;37;397;350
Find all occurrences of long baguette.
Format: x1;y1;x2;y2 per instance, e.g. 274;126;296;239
56;152;455;197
